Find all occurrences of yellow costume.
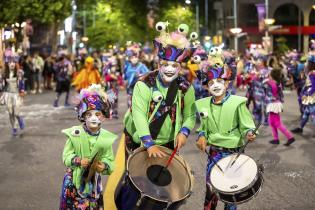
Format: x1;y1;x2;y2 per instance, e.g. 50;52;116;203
72;57;101;91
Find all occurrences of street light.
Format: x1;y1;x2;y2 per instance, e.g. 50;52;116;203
230;27;242;34
185;0;191;4
264;18;275;26
313;5;315;10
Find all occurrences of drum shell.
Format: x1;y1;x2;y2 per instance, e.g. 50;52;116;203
210;171;263;204
115;172;188;210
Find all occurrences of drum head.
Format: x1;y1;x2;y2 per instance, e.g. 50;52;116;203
210;154;258;193
126;146;193;203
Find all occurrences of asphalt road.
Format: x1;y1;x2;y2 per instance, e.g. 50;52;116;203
0;89;314;210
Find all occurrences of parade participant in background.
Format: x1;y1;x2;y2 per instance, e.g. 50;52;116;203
246;52;269;125
72;56;102;92
43;54;56;90
104;56;122;119
123;21;196;158
291;42;315;134
124;42;149;107
53;53;73;107
32;52;44;94
59;84;117;210
286;50;305;114
0;56;26;136
264;68;295;145
195;62;256;210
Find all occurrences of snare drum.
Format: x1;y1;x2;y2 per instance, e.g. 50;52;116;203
209;153;263;204
115;146;194;210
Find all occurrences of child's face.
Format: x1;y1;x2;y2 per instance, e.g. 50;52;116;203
84;110;105;130
208;78;228;97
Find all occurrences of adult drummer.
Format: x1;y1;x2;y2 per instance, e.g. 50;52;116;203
195;54;256;210
123;21;196;158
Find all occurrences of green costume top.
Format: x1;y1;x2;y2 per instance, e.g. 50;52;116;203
62;125;117;192
124;73;196;148
195;94;255;148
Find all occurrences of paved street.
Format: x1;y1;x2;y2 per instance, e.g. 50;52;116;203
0;89;314;210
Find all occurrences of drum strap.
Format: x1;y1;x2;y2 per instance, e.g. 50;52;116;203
149;79;179;140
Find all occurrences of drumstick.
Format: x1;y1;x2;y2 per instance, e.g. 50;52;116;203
154;145;178;180
229;122;261;168
205;150;224;173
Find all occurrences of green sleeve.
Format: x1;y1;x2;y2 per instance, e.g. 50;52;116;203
131;81;152;137
100;146;115;175
62;138;77;168
181;86;196;130
237;102;256;136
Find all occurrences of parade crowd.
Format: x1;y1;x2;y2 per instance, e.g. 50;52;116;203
0;21;314;210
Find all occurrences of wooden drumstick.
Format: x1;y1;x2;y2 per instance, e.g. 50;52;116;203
229;122;261;168
205;150;224;173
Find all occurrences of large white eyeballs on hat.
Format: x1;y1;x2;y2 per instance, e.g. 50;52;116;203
193;55;202;63
209;46;222;56
156;22;167;32
178;24;189;35
190;32;198;40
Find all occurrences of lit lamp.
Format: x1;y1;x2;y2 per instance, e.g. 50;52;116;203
313;5;315;10
229;27;242;34
185;0;191;4
264;18;275;26
81;36;89;42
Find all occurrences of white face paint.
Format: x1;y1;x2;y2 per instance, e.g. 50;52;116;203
85;110;104;130
159;60;181;83
130;56;139;65
9;62;15;70
208;78;227;97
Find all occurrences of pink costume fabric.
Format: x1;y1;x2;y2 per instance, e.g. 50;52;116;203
267;80;293;140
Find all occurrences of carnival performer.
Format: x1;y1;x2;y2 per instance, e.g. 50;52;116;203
286;50;305;114
72;56;102;92
53;54;73;107
59;84;117;210
124;42;149;107
246;53;269;125
1;57;26;136
264;68;295;145
104;57;122;119
195;63;256;210
291;43;315;134
123;21;196;158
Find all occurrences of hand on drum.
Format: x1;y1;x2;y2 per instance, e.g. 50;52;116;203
81;158;90;168
147;145;167;158
246;130;256;142
94;161;106;173
196;136;207;152
175;133;187;149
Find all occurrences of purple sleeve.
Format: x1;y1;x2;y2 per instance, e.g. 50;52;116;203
308;73;315;95
18;79;25;92
140;135;155;149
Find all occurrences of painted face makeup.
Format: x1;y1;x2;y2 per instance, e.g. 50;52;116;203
208;78;226;97
85;110;104;130
130;56;139;65
159;60;181;83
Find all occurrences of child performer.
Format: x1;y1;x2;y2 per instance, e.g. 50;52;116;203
59;84;117;210
195;63;256;210
264;68;295;145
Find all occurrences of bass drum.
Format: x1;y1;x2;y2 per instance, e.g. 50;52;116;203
115;146;194;210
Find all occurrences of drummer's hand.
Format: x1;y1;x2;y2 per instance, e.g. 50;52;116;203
81;158;90;168
175;133;187;149
246;131;256;142
94;161;106;173
147;145;167;158
196;136;207;152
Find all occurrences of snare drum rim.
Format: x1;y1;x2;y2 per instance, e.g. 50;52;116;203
126;145;193;204
216;173;264;205
209;154;260;195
